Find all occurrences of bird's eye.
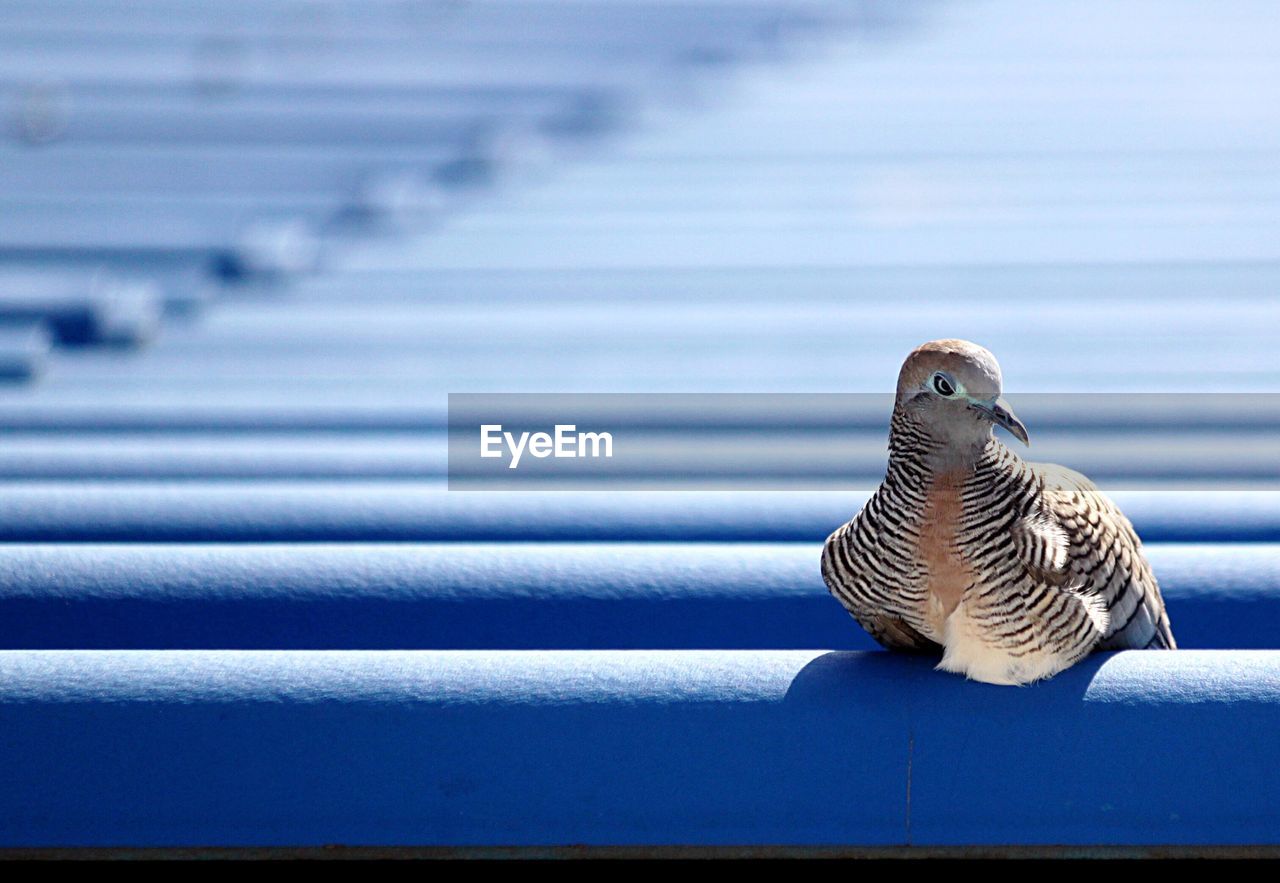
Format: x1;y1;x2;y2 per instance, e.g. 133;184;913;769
931;373;956;397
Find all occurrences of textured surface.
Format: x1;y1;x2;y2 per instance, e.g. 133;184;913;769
2;650;1280;847
1;484;1280;542
0;542;1273;650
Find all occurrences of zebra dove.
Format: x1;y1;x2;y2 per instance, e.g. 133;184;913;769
821;339;1175;685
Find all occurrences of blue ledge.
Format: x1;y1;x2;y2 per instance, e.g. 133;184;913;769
1;486;1278;542
0;543;1275;650
0;649;1277;848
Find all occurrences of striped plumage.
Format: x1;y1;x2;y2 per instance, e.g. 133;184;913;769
822;339;1174;685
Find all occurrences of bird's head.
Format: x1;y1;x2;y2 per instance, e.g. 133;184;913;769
894;338;1029;448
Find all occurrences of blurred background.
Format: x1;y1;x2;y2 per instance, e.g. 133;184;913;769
0;0;1277;487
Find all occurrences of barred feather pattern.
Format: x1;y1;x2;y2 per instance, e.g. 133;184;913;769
821;405;1175;684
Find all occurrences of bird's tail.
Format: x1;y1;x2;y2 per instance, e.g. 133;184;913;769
1145;611;1177;649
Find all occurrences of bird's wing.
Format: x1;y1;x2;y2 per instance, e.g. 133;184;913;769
860;612;943;654
1026;461;1176;650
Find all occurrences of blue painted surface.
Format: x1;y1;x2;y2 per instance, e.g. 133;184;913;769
0;426;1278;481
1;485;1279;543
0;650;1277;847
0;543;1273;650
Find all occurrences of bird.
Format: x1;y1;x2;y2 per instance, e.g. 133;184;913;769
821;339;1175;685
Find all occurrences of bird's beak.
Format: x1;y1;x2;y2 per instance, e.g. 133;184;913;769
971;396;1029;446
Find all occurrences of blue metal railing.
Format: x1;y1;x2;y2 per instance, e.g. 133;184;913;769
3;649;1279;848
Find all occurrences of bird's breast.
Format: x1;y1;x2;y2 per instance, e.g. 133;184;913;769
917;470;974;641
